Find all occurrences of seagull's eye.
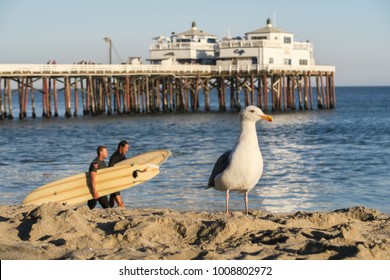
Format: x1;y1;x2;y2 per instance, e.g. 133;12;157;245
250;110;255;113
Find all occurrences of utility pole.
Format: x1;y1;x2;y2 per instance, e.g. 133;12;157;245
103;37;112;64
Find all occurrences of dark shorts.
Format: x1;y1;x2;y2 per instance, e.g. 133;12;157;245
110;191;120;197
88;196;110;209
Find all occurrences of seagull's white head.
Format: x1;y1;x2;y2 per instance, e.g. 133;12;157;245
240;105;273;123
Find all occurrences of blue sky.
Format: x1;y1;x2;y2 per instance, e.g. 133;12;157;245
0;0;389;85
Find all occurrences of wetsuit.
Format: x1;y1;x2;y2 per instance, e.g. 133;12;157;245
108;151;126;198
87;157;110;209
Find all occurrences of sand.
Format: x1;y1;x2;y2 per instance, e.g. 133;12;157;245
0;203;389;260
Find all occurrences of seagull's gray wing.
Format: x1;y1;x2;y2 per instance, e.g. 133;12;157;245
207;151;231;188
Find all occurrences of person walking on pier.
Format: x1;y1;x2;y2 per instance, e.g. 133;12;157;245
108;140;130;207
87;146;110;209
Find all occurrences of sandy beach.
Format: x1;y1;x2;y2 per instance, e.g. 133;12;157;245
0;203;389;260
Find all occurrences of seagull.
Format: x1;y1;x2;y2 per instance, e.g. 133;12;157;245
207;105;273;214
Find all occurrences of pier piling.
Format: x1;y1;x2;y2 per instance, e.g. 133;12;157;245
0;64;336;120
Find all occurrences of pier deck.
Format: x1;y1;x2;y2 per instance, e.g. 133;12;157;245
0;64;335;77
0;64;336;119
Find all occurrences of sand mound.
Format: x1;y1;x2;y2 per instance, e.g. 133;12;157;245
0;203;389;260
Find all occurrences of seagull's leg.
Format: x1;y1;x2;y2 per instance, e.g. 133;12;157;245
225;190;230;214
244;192;249;215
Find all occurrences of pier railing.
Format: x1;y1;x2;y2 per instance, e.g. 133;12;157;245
150;42;215;51
0;64;335;77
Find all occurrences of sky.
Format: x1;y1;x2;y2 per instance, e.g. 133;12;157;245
0;0;389;86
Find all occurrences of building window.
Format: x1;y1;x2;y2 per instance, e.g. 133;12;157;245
177;38;190;43
283;59;292;65
284;37;292;44
299;59;308;65
269;58;274;64
252;36;267;40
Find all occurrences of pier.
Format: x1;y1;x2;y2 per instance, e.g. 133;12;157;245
0;63;335;120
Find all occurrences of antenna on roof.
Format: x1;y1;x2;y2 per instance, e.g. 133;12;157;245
273;13;276;26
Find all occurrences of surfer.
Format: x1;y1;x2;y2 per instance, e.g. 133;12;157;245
87;146;111;209
108;140;129;207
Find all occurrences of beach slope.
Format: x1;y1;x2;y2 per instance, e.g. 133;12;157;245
0;203;389;260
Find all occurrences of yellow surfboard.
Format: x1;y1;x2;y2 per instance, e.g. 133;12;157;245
115;149;172;167
22;149;171;206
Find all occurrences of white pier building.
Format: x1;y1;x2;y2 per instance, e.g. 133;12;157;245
150;19;315;69
217;18;314;67
149;21;218;65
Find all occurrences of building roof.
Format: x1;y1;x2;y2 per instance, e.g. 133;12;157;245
245;19;291;35
174;21;217;38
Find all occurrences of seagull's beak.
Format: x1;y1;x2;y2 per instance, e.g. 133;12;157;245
260;114;273;122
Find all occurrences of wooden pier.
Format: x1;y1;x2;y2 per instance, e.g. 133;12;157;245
0;64;336;119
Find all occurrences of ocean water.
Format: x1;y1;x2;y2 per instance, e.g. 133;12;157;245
0;87;389;213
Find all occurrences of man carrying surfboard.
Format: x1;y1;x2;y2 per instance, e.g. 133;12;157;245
108;140;129;208
87;146;110;209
